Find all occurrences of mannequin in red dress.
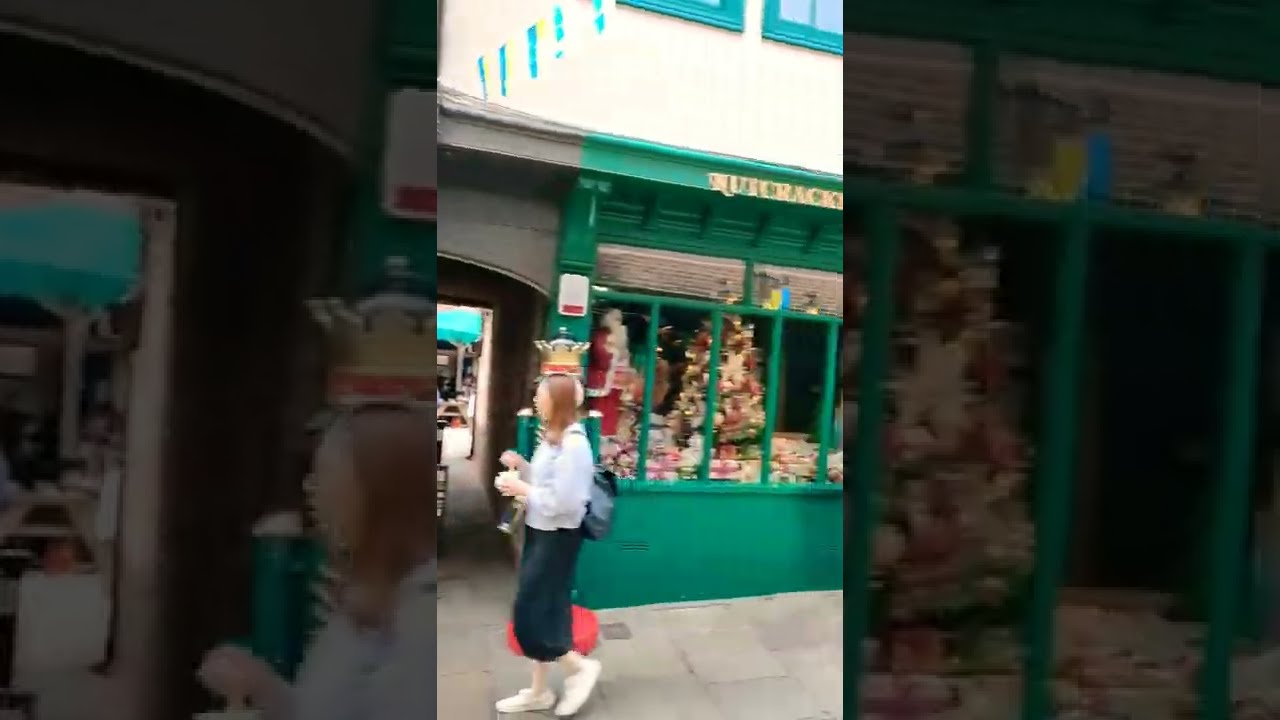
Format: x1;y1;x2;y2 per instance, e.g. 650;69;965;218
586;309;631;437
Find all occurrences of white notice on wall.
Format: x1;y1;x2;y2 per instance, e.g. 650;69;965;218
558;274;590;317
383;88;437;222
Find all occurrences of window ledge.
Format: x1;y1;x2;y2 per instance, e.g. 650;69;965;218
618;479;843;495
762;24;843;56
619;0;745;32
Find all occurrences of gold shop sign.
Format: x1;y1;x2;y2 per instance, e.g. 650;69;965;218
707;173;843;210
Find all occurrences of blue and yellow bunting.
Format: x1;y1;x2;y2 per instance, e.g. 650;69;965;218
477;1;610;100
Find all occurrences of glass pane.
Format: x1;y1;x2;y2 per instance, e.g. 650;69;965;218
996;56;1264;220
814;0;841;33
846;35;970;184
779;0;812;24
859;213;1055;719
598;299;775;484
1049;232;1231;718
705;312;768;481
597;301;663;480
751;266;841;483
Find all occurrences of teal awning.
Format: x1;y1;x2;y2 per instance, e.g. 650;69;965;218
437;307;483;345
0;199;142;310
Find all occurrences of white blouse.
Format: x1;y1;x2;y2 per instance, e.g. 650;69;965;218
257;562;436;720
523;424;594;532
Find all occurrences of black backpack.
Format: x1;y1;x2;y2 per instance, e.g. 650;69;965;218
567;427;618;540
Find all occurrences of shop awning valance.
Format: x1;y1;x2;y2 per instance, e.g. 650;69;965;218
0;198;142;310
437;307;483;345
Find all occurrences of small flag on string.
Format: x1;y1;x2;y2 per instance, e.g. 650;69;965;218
475;1;613;99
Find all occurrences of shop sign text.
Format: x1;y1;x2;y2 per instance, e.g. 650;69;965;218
708;173;843;210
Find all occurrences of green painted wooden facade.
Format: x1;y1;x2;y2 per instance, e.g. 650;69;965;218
848;24;1274;720
850;0;1280;86
349;0;437;290
549;135;845;609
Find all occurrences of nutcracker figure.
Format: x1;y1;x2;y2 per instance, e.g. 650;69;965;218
586;309;632;437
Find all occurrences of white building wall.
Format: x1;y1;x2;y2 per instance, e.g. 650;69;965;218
439;0;842;175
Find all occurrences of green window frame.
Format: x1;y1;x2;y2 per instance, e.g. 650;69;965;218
618;0;745;32
762;0;842;55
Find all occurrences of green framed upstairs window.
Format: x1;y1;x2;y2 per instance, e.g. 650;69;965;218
619;0;745;32
763;0;842;55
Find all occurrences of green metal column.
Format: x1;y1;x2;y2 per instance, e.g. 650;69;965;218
699;309;724;480
965;40;999;188
250;531;304;675
516;409;537;459
546;179;608;341
848;202;900;713
1020;208;1091;720
1199;240;1266;720
635;301;662;482
814;321;840;483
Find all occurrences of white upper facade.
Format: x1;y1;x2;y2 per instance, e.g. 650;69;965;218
439;0;843;176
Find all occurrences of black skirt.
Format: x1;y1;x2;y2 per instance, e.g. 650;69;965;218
512;527;583;662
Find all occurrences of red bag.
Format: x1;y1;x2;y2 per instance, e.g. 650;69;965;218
507;605;600;657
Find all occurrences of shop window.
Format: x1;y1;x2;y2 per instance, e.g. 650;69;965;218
859;213;1055;717
762;0;841;54
592;276;841;485
618;0;744;32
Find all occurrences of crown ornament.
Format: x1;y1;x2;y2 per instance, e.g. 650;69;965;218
535;327;590;378
307;256;434;406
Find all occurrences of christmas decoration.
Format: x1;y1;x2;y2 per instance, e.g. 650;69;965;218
855;220;1280;719
586;308;632;437
870;219;1034;666
601;307;840;483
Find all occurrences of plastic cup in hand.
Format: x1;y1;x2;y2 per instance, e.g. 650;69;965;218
494;469;519;491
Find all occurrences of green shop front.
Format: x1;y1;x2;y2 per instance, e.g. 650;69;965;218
847;26;1280;720
543;136;845;610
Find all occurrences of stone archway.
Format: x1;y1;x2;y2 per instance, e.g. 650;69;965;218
0;32;351;719
438;256;548;531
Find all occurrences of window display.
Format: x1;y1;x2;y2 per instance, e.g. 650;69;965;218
596;294;841;485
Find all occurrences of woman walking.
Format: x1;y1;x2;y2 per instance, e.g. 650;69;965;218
495;373;603;716
197;402;437;719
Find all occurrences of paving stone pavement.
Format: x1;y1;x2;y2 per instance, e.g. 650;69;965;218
437;439;844;720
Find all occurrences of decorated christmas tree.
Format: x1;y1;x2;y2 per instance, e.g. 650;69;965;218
867;218;1035;679
710;315;766;445
665;314;767;481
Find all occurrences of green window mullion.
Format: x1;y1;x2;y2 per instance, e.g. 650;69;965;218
1198;240;1266;720
758;313;786;484
635;300;663;483
1020;208;1091;720
699;309;724;481
847;201;900;715
813;320;840;484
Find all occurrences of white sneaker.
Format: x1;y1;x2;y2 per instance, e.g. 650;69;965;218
496;688;556;714
554;658;602;716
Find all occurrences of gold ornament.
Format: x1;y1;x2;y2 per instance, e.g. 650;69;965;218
535;327;591;378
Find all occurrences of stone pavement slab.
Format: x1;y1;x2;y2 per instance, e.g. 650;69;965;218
437;449;842;719
437;580;844;719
